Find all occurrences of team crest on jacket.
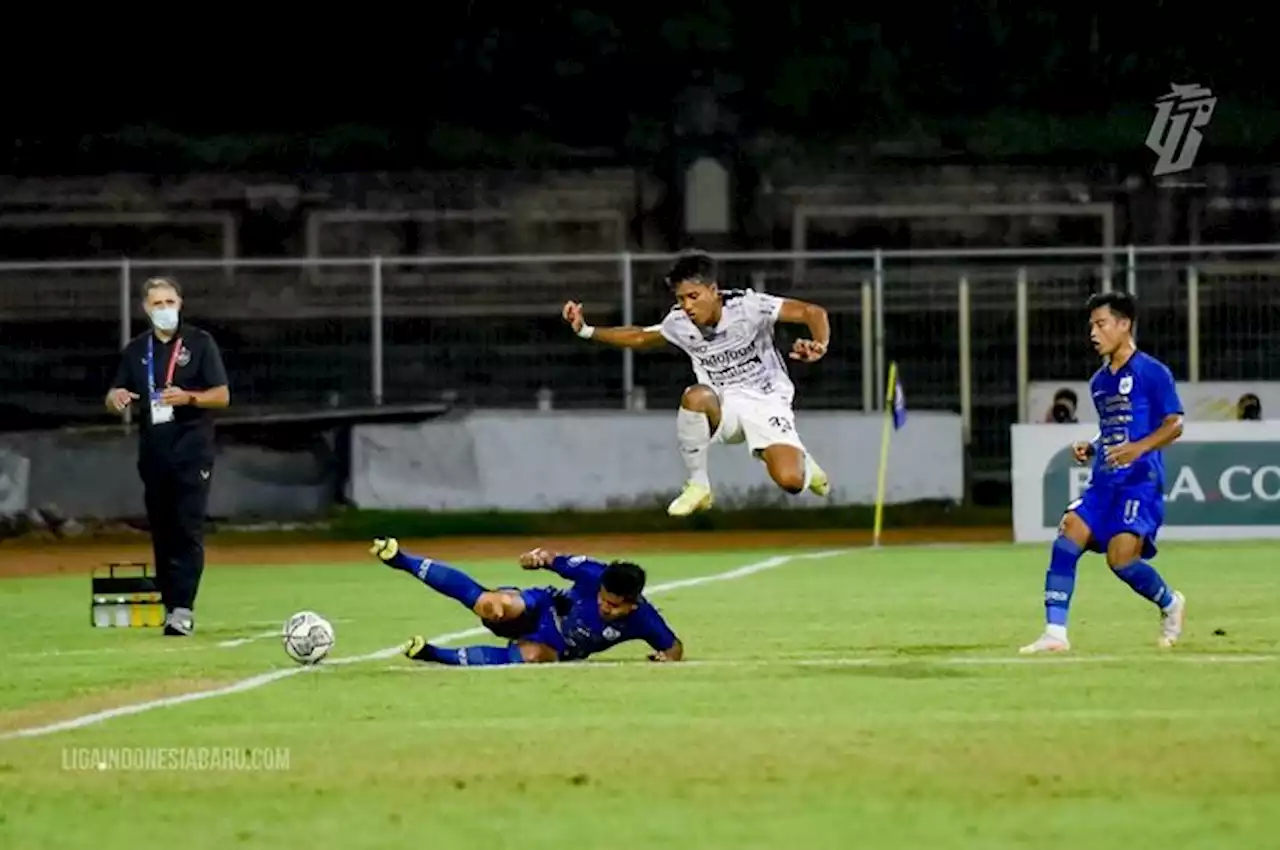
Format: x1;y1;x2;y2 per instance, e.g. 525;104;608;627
177;346;191;367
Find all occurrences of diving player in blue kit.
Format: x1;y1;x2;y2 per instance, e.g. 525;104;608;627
369;537;684;665
1021;291;1188;654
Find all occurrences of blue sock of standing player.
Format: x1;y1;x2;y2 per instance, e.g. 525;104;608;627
384;548;485;610
417;644;524;666
1112;558;1176;610
1043;537;1083;638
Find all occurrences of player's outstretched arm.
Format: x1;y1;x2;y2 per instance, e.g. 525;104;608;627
561;301;668;350
776;297;831;362
639;604;683;662
519;548;603;582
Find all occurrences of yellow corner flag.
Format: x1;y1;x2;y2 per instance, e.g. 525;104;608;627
872;361;907;547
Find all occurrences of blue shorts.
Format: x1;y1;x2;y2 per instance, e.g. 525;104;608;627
1065;483;1163;559
502;587;568;657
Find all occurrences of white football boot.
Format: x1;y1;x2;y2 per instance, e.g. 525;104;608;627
1018;632;1071;655
1158;591;1186;648
807;458;831;497
667;481;713;516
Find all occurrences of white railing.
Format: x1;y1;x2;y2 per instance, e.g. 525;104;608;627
1;245;1278;458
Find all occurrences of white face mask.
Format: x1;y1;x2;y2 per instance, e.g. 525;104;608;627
149;306;180;332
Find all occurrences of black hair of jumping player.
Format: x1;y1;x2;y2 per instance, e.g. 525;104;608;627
664;250;717;291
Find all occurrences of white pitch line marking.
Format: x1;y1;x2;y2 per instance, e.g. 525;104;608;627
216;632;283;649
7;620;355;658
379;653;1280;672
216;619;355;649
0;548;848;741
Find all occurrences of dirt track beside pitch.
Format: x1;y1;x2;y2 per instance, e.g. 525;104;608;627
0;527;1010;579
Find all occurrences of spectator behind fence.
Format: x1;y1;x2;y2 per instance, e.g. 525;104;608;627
1045;388;1079;423
1238;393;1262;421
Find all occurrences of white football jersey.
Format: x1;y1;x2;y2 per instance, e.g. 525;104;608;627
656;289;795;404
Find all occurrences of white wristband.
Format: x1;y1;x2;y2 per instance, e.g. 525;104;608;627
577;324;595;339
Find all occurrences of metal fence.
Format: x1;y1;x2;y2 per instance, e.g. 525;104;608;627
2;245;1278;481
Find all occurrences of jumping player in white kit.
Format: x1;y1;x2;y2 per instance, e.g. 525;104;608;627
561;249;832;516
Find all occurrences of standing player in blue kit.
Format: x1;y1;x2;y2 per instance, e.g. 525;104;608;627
1021;291;1188;654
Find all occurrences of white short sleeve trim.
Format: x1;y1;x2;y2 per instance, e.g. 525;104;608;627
745;289;784;324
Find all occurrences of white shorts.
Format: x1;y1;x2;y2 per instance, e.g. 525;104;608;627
711;395;806;457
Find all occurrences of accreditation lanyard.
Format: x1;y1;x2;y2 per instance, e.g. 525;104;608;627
146;335;183;400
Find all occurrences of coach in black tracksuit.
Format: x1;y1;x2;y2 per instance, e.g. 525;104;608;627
105;276;230;636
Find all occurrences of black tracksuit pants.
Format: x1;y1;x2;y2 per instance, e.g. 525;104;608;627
140;452;213;613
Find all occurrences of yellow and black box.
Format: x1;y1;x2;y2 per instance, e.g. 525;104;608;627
91;562;165;628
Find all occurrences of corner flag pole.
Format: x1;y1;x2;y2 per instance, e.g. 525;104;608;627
871;361;898;548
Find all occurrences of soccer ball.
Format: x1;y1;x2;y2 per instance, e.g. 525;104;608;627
281;610;335;665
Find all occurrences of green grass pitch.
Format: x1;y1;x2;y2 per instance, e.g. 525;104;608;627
0;539;1277;849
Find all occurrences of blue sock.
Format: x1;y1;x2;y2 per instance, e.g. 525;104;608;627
425;644;524;666
1112;560;1175;609
1044;537;1083;628
390;551;485;610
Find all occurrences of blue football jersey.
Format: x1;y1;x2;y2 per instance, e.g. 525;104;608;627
1089;351;1184;490
542;555;678;661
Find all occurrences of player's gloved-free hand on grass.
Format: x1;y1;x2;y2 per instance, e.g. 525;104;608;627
648;648;683;662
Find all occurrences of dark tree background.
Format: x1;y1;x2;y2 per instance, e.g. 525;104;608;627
2;6;1276;175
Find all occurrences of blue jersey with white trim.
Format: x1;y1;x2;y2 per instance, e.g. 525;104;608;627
541;555;678;661
1089;351;1184;491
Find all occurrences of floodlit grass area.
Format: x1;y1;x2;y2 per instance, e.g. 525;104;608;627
1;540;1277;849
